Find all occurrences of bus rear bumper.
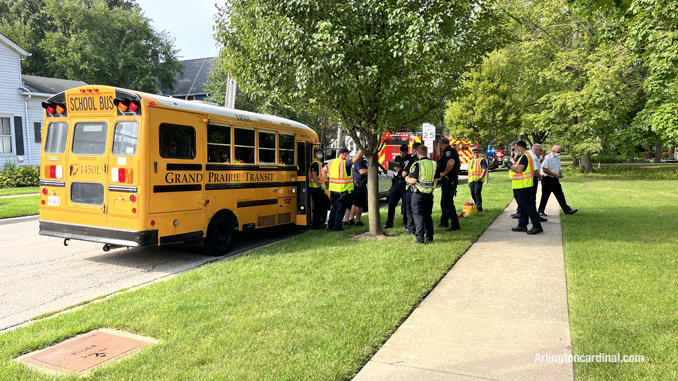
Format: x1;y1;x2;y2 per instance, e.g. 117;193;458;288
39;221;158;247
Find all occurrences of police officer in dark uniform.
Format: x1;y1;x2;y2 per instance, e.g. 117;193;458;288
403;142;422;236
383;144;413;229
436;137;461;232
407;144;437;244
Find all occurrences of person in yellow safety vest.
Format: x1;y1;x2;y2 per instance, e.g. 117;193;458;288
468;147;488;212
406;144;438;244
327;147;363;231
507;140;543;235
507;140;523;219
309;147;328;229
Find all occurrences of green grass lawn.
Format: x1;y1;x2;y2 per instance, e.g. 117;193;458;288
559;177;678;380
0;172;514;380
0;195;39;219
0;187;39;196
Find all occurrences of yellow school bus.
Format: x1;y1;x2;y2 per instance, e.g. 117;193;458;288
38;85;319;255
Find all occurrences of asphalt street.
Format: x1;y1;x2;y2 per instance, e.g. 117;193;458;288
0;216;309;332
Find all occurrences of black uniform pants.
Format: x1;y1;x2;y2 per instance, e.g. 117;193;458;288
405;190;415;233
538;176;573;213
412;191;434;243
513;180;538;218
439;179;460;229
514;187;542;229
328;191;352;231
468;180;483;210
311;188;326;227
386;182;407;226
530;179;539;211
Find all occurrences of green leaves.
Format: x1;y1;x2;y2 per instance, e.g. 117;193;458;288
214;0;498;144
0;0;183;93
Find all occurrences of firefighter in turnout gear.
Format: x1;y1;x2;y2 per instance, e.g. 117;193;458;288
406;144;437;244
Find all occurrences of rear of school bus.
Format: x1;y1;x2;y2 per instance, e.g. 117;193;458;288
39;85;321;255
39;86;154;249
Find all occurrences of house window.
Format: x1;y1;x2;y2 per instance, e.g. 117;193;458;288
1;117;11;153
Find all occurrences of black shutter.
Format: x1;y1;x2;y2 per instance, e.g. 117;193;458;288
34;122;42;143
13;116;24;155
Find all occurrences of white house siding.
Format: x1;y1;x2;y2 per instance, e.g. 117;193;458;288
26;96;48;164
0;42;31;165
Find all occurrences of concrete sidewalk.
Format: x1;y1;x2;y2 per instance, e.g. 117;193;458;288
354;198;573;381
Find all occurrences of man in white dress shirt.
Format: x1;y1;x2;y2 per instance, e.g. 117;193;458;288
538;145;578;216
529;144;547;222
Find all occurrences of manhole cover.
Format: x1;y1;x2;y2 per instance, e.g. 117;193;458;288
17;329;158;375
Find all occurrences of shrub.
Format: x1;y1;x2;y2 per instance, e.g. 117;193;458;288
590;154;628;163
0;162;40;188
563;165;678;180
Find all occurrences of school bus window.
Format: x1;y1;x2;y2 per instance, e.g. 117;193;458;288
44;122;68;154
159;123;196;159
112;121;139;156
279;133;295;165
258;130;276;164
72;122;108;155
207;124;230;163
71;182;104;205
234;127;255;164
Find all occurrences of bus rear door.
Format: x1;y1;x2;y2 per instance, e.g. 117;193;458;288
65;118;113;220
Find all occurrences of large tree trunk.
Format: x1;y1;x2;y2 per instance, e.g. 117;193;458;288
572;156;580;166
580;154;594;173
365;151;383;236
655;142;662;163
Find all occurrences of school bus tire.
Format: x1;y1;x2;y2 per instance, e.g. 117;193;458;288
204;215;235;256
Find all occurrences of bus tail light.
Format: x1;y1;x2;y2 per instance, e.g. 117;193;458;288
130;194;137;203
111;168;133;183
42;188;48;195
44;165;63;179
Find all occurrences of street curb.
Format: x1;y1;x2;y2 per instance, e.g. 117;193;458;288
0;214;39;226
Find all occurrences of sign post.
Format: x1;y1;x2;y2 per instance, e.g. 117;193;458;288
422;123;435;158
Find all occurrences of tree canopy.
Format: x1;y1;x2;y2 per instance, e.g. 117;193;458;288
445;50;522;150
215;0;500;235
0;0;184;93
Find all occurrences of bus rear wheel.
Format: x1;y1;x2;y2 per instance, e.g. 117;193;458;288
204;216;235;256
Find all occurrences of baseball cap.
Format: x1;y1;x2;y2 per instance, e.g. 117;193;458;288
314;147;323;152
338;147;350;155
510;140;518;146
400;144;409;152
472;147;480;152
